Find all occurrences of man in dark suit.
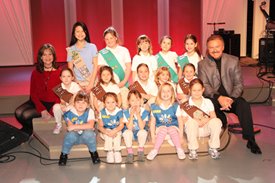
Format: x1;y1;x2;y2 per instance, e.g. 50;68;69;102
198;35;261;154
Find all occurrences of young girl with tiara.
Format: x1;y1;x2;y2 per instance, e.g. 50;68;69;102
181;78;222;160
135;63;158;110
131;35;157;81
98;26;131;109
58;91;100;166
122;90;150;163
156;35;180;83
177;34;203;75
93;66;122;114
146;83;185;160
67;21;98;96
52;68;81;134
176;63;197;103
98;92;124;163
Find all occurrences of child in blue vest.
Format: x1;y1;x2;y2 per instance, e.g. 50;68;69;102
147;83;185;160
58;91;100;166
122;90;150;163
98;92;124;163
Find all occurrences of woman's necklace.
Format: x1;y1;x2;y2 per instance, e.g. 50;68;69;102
44;67;53;91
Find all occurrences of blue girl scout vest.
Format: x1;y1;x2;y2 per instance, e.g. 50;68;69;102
100;108;123;129
64;108;90;125
151;103;179;127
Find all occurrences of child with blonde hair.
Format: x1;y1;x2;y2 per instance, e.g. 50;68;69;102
122;90;150;163
147;83;185;160
131;35;157;81
98;92;124;163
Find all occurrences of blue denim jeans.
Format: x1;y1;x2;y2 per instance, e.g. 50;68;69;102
62;130;97;154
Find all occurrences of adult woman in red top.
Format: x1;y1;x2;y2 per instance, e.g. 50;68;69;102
15;43;61;136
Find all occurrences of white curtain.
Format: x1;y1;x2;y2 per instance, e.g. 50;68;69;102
0;0;33;66
202;0;247;57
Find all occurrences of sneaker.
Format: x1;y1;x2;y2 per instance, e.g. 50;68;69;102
125;153;134;164
177;148;186;160
106;151;114;163
114;151;122;163
137;151;145;162
208;148;220;159
188;150;198;160
146;149;158;160
53;124;62;134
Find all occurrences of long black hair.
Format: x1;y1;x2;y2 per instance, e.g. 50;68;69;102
69;21;91;46
36;43;58;73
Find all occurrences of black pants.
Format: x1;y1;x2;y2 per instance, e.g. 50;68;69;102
209;97;255;141
14;100;54;136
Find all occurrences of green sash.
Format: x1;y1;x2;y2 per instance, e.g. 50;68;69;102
99;48;128;87
177;54;189;69
156;53;178;83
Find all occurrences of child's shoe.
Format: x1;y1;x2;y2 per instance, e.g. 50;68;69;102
188;149;198;160
176;148;186;160
90;151;101;164
137;151;145;162
208;148;220;159
106;151;114;163
146;149;158;160
53;124;62;134
125;153;134;164
58;153;68;166
114;151;122;163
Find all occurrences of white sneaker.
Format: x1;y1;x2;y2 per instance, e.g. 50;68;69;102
114;151;122;163
107;151;114;163
53;124;62;134
208;148;220;159
146;149;158;160
188;149;198;160
177;148;186;160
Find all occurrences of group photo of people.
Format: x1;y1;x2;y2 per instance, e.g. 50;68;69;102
14;21;262;167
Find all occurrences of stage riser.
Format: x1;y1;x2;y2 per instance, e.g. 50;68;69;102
33;118;229;160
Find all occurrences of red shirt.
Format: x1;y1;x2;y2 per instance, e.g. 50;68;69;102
30;68;61;113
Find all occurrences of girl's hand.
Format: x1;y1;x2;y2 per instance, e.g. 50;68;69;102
67;125;75;131
41;110;52;120
107;130;117;138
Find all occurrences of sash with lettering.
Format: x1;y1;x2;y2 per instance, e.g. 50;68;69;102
99;48;129;87
52;84;74;103
67;48;91;81
156;53;178;83
180;101;210;119
177;55;189;70
91;83;106;102
178;78;190;95
129;81;148;103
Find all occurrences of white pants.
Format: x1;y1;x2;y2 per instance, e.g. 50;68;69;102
120;87;129;109
52;104;73;126
185;118;222;150
122;129;148;148
100;131;122;151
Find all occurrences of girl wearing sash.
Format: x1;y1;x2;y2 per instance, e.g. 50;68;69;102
156;35;180;83
131;35;157;81
136;63;158;111
182;78;222;160
98;27;131;109
67;22;98;102
147;83;185;160
98;92;124;163
58;91;100;166
52;68;81;134
93;66;122;114
178;34;203;75
122;90;150;163
177;63;197;103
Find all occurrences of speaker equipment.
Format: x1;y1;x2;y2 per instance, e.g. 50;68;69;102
259;38;275;66
0;120;29;155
